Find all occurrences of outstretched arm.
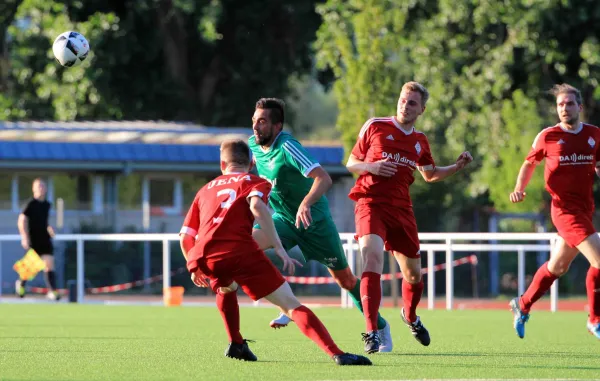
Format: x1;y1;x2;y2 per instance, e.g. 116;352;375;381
419;151;473;183
509;161;538;203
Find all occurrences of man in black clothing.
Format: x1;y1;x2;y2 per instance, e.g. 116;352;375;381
16;178;59;300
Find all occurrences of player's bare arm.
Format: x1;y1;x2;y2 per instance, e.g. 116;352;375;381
17;213;30;250
346;154;398;177
179;231;209;287
249;195;303;275
296;167;332;229
509;160;537;203
419;151;473;183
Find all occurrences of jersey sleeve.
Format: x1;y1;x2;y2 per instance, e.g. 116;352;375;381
282;139;321;177
351;119;375;160
180;192;201;237
246;179;272;204
416;136;435;171
525;131;546;164
21;200;33;217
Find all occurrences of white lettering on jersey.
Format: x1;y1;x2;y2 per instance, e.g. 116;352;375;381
559;153;594;165
382;151;416;168
207;175;252;189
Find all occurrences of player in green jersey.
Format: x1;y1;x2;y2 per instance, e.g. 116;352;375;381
249;98;392;353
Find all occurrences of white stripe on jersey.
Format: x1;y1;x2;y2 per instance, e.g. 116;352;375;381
358;117;393;139
179;226;197;237
302;162;321;178
247;190;264;198
283;141;314;169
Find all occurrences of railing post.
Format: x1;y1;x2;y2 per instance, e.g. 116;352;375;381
427;249;435;310
344;238;356;308
445;238;453;310
389;251;399;307
162;239;171;292
550;281;558;312
517;246;525;296
550;238;558;312
0;242;3;298
76;239;85;303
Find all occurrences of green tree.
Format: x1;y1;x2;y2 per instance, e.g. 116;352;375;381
315;0;600;230
3;0;325;124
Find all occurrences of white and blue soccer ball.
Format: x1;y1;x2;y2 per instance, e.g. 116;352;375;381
52;31;90;67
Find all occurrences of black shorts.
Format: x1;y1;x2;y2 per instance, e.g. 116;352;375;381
31;239;53;256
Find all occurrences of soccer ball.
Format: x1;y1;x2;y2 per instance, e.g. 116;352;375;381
52;31;90;67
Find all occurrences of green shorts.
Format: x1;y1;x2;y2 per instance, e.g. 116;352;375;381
255;214;348;271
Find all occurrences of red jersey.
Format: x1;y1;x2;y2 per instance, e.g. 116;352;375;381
526;123;600;211
349;117;435;207
180;173;271;263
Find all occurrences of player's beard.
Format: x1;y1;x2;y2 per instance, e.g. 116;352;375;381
255;130;273;146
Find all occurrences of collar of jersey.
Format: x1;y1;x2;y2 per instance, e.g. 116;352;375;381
260;131;284;153
558;122;583;134
391;117;415;135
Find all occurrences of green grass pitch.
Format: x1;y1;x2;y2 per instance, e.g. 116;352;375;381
0;304;598;380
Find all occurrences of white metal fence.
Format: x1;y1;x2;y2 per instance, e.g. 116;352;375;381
0;232;562;310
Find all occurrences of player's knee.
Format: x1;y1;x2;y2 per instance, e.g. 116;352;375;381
218;283;238;294
403;271;421;284
547;261;569;277
361;250;383;270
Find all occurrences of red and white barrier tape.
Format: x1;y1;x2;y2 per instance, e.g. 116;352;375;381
28;267;187;295
285;255;478;284
24;255;477;293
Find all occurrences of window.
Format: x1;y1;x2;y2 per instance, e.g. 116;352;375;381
0;174;11;210
118;174;142;210
53;174;93;210
181;174;208;206
149;179;175;206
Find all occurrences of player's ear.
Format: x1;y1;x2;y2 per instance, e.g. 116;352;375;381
220;160;227;173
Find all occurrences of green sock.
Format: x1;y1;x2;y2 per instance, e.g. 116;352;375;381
348;278;387;330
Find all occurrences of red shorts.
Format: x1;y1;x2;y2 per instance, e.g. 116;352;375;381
354;201;420;258
551;206;596;248
196;250;285;301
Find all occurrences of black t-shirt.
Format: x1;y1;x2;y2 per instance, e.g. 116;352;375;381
22;198;51;242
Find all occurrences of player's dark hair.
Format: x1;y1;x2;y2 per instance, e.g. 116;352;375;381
255;98;285;125
220;139;251;166
549;83;582;105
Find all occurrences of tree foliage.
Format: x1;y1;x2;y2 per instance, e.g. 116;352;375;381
316;0;600;230
1;0;324;124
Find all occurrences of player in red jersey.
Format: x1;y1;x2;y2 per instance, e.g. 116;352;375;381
179;139;372;365
509;84;600;340
346;81;473;352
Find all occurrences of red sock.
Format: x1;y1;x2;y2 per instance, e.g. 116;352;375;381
216;291;243;344
520;261;558;313
360;271;381;332
586;266;600;324
291;305;343;357
402;280;424;323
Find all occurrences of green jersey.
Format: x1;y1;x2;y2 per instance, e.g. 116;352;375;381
249;131;331;224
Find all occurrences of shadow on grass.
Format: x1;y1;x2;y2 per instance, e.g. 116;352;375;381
386;351;598;359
